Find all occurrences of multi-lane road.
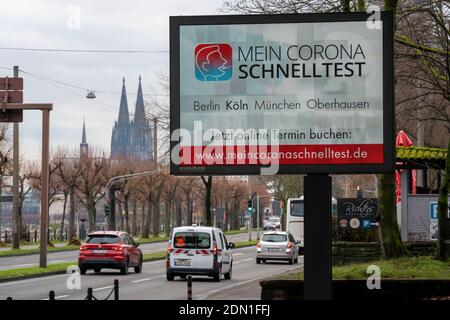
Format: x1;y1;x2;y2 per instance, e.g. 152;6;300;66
0;232;256;271
0;232;303;300
0;246;303;300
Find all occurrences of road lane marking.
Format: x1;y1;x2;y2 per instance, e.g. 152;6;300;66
243;257;253;261
5;263;35;268
93;286;113;292
132;278;151;283
131;275;165;284
42;295;69;300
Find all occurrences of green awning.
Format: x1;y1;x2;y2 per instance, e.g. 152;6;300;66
396;146;447;170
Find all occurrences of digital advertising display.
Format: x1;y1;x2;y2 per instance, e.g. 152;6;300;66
170;12;394;175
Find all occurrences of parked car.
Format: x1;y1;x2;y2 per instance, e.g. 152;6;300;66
78;231;142;275
256;231;299;264
263;221;275;230
268;216;281;229
166;225;235;282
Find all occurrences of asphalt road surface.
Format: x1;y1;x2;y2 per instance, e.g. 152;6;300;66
0;232;257;271
0;246;303;300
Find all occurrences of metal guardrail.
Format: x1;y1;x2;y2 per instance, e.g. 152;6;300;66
6;279;119;301
5;276;198;300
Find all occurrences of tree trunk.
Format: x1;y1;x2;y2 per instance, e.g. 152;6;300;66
176;203;182;227
131;199;137;236
233;200;240;230
141;202;148;238
436;139;450;260
378;173;409;258
124;196;129;234
68;186;76;239
187;195;193;226
117;202;123;231
152;197;160;236
87;198;96;233
201;176;213;226
165;202;171;237
341;0;350;12
59;191;68;241
357;0;365;11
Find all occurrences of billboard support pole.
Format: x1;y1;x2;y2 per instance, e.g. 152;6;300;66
304;174;332;300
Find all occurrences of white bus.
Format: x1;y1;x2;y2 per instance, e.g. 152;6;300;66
286;196;337;254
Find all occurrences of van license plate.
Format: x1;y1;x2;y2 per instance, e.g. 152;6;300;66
174;259;191;266
267;248;280;252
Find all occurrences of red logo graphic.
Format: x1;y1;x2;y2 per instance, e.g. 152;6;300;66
195;44;232;81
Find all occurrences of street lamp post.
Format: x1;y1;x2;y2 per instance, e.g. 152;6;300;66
255;194;274;240
104;169;167;230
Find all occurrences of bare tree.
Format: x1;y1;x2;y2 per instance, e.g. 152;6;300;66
76;148;107;232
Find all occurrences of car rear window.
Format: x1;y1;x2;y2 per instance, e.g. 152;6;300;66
173;232;210;249
86;235;121;244
262;234;287;242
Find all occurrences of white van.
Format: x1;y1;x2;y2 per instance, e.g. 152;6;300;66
166;225;235;282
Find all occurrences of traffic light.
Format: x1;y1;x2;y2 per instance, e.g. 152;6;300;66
247;198;253;212
104;204;110;217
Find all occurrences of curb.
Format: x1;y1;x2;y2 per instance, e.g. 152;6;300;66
0;270;68;283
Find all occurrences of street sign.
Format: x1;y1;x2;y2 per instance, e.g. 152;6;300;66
337;198;378;230
0;77;23;91
0;110;23;122
0;91;23;103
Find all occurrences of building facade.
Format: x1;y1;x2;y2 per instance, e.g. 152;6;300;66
111;77;153;161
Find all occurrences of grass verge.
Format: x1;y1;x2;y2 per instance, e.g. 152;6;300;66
234;240;258;248
134;236;169;244
0;262;74;280
275;256;450;281
0;245;80;258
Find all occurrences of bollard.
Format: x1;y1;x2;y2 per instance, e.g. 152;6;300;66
114;279;119;301
87;287;93;301
49;290;55;300
187;275;192;300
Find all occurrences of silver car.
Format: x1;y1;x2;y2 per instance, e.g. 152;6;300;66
256;231;299;264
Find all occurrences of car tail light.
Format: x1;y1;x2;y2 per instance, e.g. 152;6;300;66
256;242;261;248
111;246;123;252
287;242;293;249
80;246;86;252
167;244;173;254
212;241;218;256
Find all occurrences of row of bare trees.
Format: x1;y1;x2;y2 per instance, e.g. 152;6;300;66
0;145;252;245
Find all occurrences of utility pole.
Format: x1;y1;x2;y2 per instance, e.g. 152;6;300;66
153;117;157;165
40;96;50;268
108;186;116;230
12;66;20;250
256;194;260;240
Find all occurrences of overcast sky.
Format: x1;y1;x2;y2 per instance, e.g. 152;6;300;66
0;0;223;160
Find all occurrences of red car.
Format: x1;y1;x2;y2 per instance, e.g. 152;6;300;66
78;231;142;275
